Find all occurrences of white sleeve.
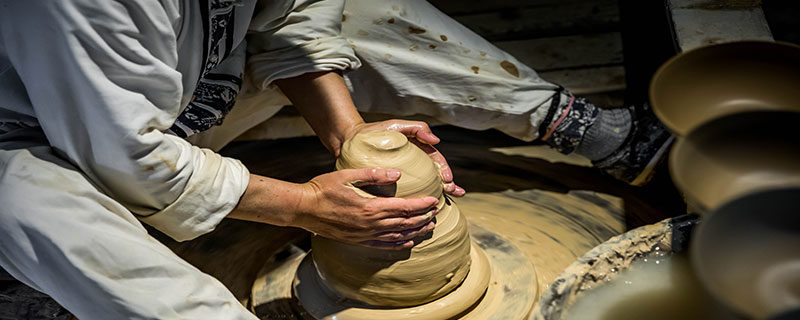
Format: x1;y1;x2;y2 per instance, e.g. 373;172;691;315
246;0;361;88
0;0;249;241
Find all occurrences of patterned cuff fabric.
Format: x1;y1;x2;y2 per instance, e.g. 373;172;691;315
543;94;599;155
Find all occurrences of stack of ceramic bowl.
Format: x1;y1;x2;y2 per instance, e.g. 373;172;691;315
650;40;800;212
650;41;800;319
531;41;800;320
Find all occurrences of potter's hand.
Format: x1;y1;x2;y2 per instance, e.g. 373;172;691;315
345;120;466;197
298;168;440;250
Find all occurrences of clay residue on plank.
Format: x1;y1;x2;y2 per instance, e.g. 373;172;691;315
440;35;448;41
373;18;384;25
408;26;426;34
387;18;395;24
357;29;369;36
500;60;520;78
429;44;437;49
480;51;487;57
342;14;347;22
471;66;480;74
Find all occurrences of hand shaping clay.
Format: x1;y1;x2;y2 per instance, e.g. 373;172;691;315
311;131;473;307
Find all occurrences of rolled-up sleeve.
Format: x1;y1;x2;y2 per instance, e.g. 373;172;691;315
0;0;249;241
246;0;361;89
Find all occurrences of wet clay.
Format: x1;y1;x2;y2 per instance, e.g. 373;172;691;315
296;242;491;320
456;190;626;297
252;188;626;319
564;253;732;320
311;131;474;306
532;218;676;319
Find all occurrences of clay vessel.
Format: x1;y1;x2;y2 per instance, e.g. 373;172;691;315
311;131;472;306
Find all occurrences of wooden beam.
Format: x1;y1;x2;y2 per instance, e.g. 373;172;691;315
496;32;624;71
539;65;627;95
451;0;620;41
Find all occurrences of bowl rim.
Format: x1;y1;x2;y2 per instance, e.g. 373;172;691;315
648;40;800;136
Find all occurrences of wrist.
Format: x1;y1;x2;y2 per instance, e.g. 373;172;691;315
229;174;309;228
333;120;366;156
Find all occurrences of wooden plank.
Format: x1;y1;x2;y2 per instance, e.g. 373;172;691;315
495;32;623;71
429;0;595;16
670;0;762;9
449;0;620;41
670;7;773;51
583;90;626;109
539;65;626;95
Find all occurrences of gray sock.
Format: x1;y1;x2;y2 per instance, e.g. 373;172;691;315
575;108;631;161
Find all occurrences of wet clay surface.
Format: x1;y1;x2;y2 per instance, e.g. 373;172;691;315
311;131;474;307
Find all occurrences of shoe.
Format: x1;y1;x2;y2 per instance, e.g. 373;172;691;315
592;103;675;186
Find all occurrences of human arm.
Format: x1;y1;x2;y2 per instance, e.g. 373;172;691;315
274;71;466;197
0;0;249;241
228;169;440;248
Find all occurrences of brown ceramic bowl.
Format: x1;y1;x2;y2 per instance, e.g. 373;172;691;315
669;111;800;211
691;188;800;319
650;41;800;136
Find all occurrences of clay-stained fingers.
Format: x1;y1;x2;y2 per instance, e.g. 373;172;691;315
374;211;437;233
373;220;436;242
338;168;401;187
409;139;466;197
386;120;441;145
359;240;415;250
370;196;439;219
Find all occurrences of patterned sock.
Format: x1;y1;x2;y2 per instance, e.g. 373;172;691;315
575;108;632;161
541;94;600;154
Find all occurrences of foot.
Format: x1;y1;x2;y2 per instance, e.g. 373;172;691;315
591;103;674;186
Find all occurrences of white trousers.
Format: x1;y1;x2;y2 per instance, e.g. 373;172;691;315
0;1;559;318
188;0;559;150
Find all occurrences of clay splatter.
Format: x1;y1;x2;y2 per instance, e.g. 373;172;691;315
408;26;426;34
392;5;399;10
387;18;395;24
357;29;369;36
468;96;478;102
440;35;448;41
373;18;384;25
463;49;471;54
500;60;520;78
471;66;480;74
385;53;393;59
342;14;347;22
480;51;487;57
429;44;437;49
409;43;419;51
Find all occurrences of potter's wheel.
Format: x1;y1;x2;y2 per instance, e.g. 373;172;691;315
252;224;536;319
191;127;679;318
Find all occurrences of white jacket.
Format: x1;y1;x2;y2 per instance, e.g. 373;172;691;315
0;0;360;241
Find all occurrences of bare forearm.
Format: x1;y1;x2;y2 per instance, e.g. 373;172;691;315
275;71;364;156
227;174;307;227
